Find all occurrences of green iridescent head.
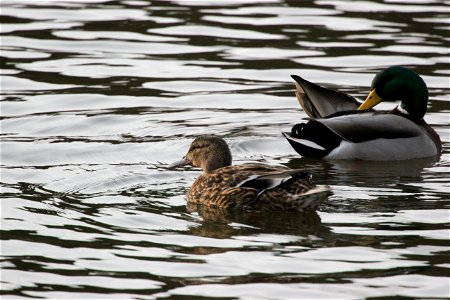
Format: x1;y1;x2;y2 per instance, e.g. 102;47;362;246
358;66;428;121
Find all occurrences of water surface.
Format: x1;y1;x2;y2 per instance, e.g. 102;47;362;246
1;0;449;299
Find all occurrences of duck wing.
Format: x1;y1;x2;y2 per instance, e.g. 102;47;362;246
187;164;289;206
319;112;423;143
236;168;312;195
234;166;331;210
291;75;360;118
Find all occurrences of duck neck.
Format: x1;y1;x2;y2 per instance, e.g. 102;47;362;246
203;161;218;174
201;153;231;174
398;91;428;122
399;70;429;121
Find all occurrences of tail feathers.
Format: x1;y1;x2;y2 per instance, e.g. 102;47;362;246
283;126;339;158
283;119;342;158
290;186;332;210
287;136;326;151
291;75;360;118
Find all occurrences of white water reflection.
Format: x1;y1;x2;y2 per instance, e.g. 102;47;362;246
1;0;449;299
53;30;187;42
2;7;151;21
204;14;402;31
149;24;286;39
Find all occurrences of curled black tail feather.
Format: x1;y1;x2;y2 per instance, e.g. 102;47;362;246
292;123;307;137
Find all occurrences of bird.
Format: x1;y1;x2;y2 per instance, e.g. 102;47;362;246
283;66;442;160
168;135;331;211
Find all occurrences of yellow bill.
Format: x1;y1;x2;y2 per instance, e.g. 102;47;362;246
358;89;382;110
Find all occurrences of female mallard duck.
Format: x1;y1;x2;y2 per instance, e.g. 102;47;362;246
283;66;441;160
168;135;331;211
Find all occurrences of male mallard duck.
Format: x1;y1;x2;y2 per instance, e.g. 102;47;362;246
168;135;331;211
283;66;441;160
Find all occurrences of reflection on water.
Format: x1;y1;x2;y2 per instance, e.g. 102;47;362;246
1;0;449;299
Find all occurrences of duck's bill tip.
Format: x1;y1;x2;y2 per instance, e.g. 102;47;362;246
167;157;190;170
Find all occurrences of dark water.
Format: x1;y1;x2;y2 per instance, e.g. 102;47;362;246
1;0;449;299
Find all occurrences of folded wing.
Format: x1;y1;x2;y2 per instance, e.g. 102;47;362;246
237;169;311;195
319;112;423;143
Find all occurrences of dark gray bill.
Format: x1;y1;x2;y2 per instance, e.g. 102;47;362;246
167;157;190;170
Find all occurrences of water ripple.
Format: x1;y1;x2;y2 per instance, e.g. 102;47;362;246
1;0;449;298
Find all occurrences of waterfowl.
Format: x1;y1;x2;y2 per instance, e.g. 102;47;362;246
168;135;331;211
283;66;441;160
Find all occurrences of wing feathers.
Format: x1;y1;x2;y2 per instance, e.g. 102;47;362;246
291;75;361;118
319;113;423;143
237;169;310;195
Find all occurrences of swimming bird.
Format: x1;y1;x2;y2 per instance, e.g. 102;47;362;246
283;66;441;160
168;135;331;211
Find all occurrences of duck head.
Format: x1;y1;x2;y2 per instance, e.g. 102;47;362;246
168;135;232;174
358;66;428;121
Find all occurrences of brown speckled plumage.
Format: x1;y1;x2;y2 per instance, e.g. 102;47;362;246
168;135;331;211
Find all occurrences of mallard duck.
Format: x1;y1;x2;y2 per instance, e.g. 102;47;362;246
283;66;442;160
168;135;331;211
